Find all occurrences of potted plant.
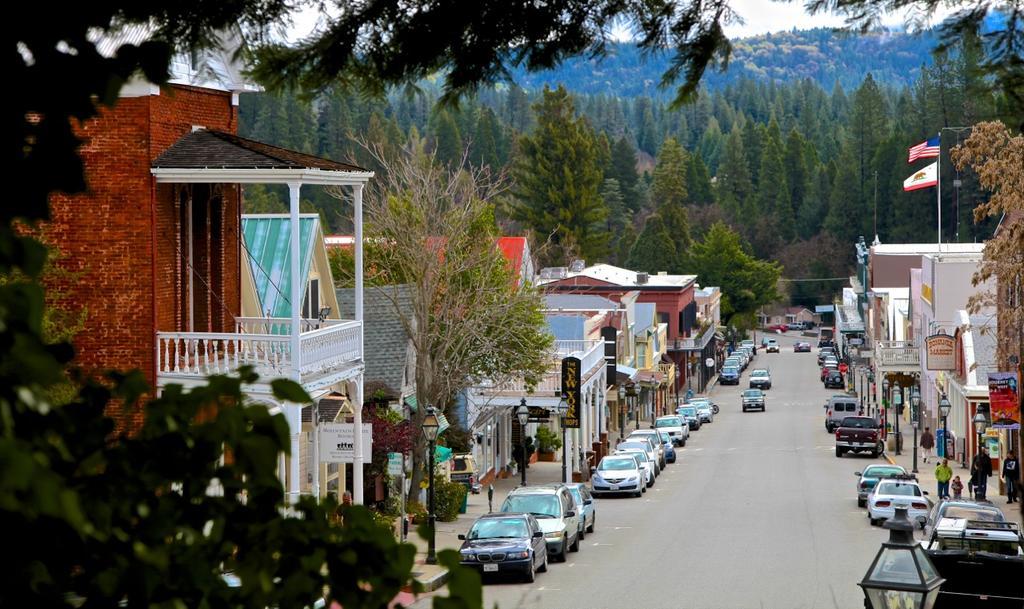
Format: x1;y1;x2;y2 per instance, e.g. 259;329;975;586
535;426;562;462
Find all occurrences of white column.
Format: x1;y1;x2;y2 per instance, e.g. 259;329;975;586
353;183;366;505
311;400;320;498
287;182;303;502
353;374;365;505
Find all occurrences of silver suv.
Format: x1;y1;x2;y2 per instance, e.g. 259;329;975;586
500;485;581;562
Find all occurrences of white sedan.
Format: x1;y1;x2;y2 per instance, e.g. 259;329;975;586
867;478;931;527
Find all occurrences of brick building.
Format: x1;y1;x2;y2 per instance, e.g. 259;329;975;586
44;28;374;503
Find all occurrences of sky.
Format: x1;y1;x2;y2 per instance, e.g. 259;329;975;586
285;1;954;42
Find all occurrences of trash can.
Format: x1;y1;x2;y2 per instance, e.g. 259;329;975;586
459;492;468;514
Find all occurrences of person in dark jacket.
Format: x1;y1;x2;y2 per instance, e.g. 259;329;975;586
1003;450;1019;504
971;447;993;500
919;427;934;464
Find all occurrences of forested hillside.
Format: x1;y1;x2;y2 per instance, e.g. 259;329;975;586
511;29;937;96
239;32;1004;309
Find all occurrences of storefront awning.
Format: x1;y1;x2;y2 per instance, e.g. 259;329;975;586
616;365;639;383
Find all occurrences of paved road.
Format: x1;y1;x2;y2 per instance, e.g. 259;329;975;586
449;332;891;609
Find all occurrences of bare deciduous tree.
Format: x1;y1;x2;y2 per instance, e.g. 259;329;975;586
330;143;552;501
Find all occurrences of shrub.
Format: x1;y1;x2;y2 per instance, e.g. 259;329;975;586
407;500;428;524
370;509;396;534
433;475;468;522
535;426;562;453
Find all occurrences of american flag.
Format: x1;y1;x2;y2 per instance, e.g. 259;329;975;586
908;136;940;163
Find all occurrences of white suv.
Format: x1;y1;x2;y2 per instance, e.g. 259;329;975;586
653;415;689;446
766;339;780;353
500;485;581;562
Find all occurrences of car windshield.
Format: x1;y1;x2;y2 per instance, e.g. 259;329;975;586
502;494;561;517
657;430;671;443
752;369;769;377
864;467;905;479
679;407;697;417
742;390;763;398
942;506;1005;521
620;441;649;453
876;483;922;497
656;417;682;428
600;458;637;471
723;367;738;374
453;458;469;471
568;487;583;504
468;518;529;539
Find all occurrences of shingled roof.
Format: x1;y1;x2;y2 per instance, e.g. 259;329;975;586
153;129;367;172
337;285;415;399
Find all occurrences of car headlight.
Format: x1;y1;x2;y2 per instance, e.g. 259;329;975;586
545;531;563;539
460;552;476;561
507;551;530;559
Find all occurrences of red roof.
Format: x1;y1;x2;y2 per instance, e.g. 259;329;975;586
496;237;527;280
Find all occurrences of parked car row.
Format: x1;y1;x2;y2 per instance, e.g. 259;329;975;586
460;418;704;582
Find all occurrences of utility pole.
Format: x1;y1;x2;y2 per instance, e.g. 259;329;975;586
873;170;878;240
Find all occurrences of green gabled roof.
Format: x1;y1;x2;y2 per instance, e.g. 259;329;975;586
242;214;318;319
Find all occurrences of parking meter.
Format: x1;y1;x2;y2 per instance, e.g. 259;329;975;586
487;484;494;513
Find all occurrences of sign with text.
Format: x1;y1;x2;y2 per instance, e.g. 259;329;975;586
925;334;956;370
387;452;404;476
561;356;581;428
318;423;373;463
988;371;1020;429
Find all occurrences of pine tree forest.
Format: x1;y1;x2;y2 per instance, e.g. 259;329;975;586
238;34;1006;309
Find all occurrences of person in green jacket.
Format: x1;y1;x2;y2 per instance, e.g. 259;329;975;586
935;459;953;499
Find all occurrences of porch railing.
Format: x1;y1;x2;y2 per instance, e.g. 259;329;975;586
157;318;362;383
475;339;604;396
876;341;919;367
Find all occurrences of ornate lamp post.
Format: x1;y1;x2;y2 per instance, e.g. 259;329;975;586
938;395;951;460
911;385;921;473
555;395;569;484
882;377;890;437
516;399;530;487
421;406;441;565
859;507;945;609
972;411;988;461
893;381;903;456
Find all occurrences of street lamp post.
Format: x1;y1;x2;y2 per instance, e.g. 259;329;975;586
893;382;903;456
939;395;951;460
556;395;569;484
858;507;945;609
516;399;530;487
882;377;890;439
421;406;441;565
973;410;988;460
911;385;921;473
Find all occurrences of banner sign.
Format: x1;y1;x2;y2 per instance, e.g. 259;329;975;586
561;356;581;428
925;334;956;371
318;423;373;463
526;405;550;423
988;371;1020;429
601;326;617;383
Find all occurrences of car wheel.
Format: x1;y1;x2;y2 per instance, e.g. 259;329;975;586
588;515;595;533
538;552;548;573
557;540;568;562
836;448;845;457
681;437;687;447
525;556;536;583
869;517;879;526
569;532;580;552
578;525;585;541
870;450;879;459
632;490;642;498
857;498;866;508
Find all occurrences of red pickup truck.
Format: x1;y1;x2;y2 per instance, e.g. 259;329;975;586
835;416;883;458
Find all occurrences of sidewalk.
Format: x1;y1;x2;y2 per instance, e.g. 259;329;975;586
883;443;1023;527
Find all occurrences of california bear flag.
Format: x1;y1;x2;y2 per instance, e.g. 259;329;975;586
903;162;938;191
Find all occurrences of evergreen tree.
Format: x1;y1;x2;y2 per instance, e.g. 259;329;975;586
742;119;764;189
685;154;714;206
601;178;628;235
430;108;464;166
697;117;724;173
848;74;889;233
506;86;532;132
689;222;781;326
512;85;609;264
615;220;638;266
757;129;792;240
608;136;641;212
716;127;753;218
627;214;677;273
784;128;809;232
472;107;501;169
823;147;861;244
652;137;688;209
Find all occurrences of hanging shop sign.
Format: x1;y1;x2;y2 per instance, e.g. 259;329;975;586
925;334;956;371
561;356;581;428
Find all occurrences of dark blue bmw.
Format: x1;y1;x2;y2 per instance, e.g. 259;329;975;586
458;513;548;582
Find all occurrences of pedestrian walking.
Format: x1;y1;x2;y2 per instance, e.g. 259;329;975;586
970;447;993;500
1003;450;1019;504
920;427;934;464
934;459;952;499
951;476;964;499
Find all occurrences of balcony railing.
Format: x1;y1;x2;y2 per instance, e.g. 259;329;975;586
475;339;604;396
875;340;919;367
157;318;362;386
675;324;716;351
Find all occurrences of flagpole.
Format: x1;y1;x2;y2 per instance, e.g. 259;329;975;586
936;131;941;247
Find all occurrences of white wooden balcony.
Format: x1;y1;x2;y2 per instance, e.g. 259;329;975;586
875;340;920;371
156;317;362;393
470;339;605;407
